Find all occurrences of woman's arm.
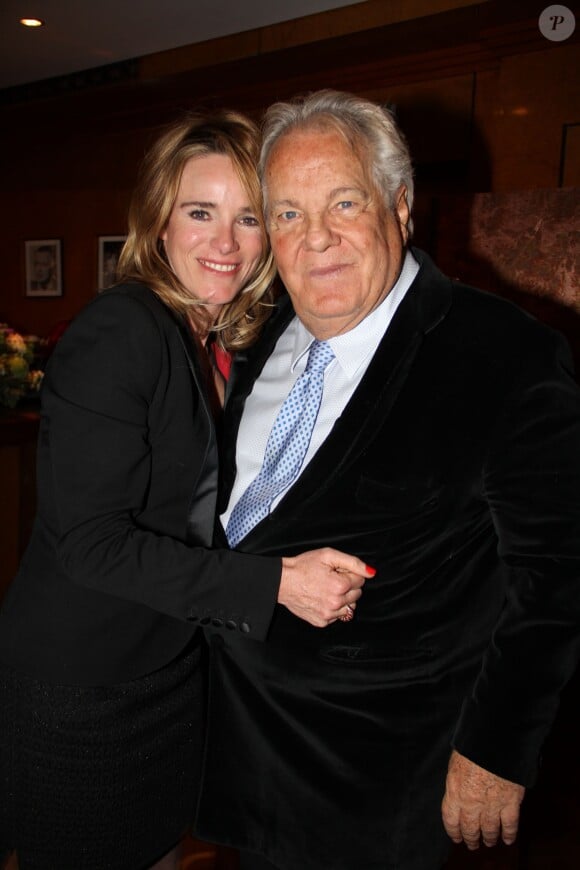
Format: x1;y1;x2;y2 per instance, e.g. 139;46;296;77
43;289;367;636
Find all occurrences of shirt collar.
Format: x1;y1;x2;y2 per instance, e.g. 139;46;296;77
290;249;419;377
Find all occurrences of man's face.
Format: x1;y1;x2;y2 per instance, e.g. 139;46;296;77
33;250;53;283
265;127;409;339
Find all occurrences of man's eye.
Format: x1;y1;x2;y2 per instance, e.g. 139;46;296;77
280;210;299;221
336;200;355;210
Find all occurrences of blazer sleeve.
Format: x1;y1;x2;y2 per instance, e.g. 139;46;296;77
452;325;580;785
41;290;280;639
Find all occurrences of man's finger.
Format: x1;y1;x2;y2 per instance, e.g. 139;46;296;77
500;806;521;845
480;812;501;848
441;797;462;843
459;812;482;851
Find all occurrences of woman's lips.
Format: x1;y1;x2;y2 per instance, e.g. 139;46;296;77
198;259;239;273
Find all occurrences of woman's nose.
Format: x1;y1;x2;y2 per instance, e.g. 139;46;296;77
212;224;240;254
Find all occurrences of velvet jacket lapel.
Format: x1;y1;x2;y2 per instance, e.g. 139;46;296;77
220;248;453;540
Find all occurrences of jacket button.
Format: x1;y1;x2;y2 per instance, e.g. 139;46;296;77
240;621;251;634
225;620;237;630
200;616;211;626
212;617;224;627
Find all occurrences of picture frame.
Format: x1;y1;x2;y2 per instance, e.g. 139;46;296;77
25;239;63;297
98;235;126;291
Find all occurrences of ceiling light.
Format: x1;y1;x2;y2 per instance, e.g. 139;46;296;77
19;18;45;27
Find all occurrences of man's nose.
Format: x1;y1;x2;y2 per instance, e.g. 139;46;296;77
304;215;339;251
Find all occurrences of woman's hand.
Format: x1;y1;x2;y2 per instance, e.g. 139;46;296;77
279;548;375;627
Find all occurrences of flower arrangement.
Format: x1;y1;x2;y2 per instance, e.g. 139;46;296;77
0;323;44;409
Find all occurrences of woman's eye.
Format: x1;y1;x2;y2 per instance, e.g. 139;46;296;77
188;209;210;221
239;215;260;227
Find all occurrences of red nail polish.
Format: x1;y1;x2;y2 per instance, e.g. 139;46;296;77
366;565;377;576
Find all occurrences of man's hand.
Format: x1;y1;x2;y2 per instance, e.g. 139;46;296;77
441;750;525;850
279;548;374;627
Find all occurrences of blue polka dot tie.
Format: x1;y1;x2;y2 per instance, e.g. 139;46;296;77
226;339;335;547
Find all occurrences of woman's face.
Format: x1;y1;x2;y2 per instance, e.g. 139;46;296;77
161;153;264;320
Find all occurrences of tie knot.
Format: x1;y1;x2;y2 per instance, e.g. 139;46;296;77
305;340;335;374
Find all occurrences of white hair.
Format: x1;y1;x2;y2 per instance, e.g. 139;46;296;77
260;89;414;234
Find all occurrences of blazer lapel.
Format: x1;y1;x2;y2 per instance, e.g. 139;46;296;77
175;321;220;546
277;251;452;514
274;255;451;518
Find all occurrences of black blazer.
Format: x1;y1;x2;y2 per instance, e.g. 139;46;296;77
198;250;580;868
0;283;280;685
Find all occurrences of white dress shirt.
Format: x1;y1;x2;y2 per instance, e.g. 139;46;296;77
221;250;420;527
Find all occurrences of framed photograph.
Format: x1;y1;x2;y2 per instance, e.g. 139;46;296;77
98;235;126;291
25;239;62;297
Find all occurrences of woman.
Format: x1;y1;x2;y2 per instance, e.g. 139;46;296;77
0;111;369;870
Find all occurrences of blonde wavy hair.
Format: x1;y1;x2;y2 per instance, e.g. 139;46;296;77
117;110;276;350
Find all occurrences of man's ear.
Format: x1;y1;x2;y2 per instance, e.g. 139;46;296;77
395;185;410;245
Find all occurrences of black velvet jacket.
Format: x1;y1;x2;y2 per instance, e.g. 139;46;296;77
198;250;580;869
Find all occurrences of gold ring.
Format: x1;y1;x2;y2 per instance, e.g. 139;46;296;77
339;604;354;622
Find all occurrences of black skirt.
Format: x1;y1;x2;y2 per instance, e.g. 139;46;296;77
0;638;205;870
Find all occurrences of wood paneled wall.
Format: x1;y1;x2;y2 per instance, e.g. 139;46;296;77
0;0;578;337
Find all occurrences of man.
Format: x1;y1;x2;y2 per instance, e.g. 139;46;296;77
196;91;580;869
29;244;56;291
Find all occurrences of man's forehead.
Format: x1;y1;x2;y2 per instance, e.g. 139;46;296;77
267;141;367;183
